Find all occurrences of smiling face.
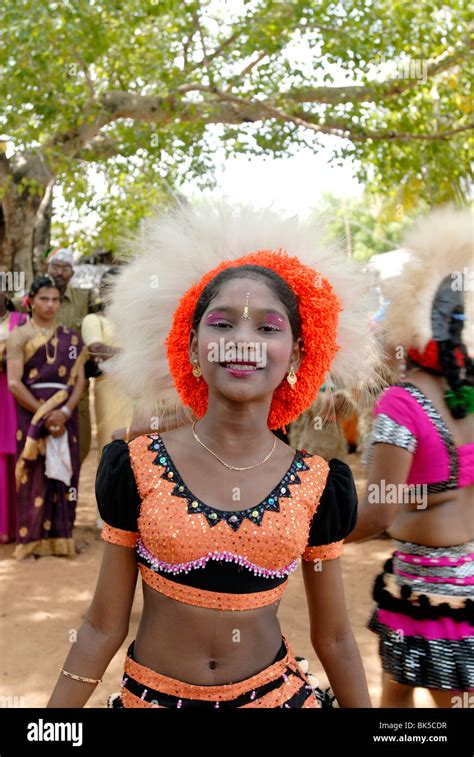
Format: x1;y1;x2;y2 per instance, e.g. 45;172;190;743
189;277;302;406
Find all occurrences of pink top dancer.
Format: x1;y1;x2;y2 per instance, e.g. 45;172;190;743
372;381;474;492
348;206;474;706
365;380;474;694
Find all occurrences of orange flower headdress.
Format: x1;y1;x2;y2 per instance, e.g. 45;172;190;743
105;201;380;429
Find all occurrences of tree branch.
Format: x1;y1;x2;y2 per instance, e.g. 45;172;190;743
223;51;268;92
191;6;215;87
73;52;96;100
36;34;473;172
283;110;474;142
75;134;122;161
188;29;240;72
284;41;473;104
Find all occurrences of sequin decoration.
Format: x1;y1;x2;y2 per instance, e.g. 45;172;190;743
138;562;287;610
137;538;299;578
302;540;344;562
368;540;474;690
117;633;321;707
146;433;312;532
365;413;418;466
369;613;474;690
101;522;139;549
127;434;330;598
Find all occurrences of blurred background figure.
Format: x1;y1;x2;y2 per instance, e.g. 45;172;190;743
46;246;94;467
0;289;28;543
7;276;86;560
347;206;474;708
289;382;359;462
81;268;133;533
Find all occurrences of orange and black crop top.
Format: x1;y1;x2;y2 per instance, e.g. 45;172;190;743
96;434;357;611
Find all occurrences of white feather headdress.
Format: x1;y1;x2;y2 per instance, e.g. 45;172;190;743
383;205;473;352
104;201;382;426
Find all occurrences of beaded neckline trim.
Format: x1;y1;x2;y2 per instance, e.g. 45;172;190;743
146;433;312;532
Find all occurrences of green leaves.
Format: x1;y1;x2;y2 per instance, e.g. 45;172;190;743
1;0;471;257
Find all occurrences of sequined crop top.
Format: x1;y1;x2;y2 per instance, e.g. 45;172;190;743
365;381;474;493
96;433;358;611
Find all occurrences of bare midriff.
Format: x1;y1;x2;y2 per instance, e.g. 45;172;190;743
132;582;283;685
388;485;474;546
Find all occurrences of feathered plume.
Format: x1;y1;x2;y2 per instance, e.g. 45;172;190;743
103;200;382;426
383;205;473;353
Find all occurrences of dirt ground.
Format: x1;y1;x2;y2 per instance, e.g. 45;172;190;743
0;424;434;709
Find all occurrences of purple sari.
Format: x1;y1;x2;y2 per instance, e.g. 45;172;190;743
0;311;28;543
13;325;86;559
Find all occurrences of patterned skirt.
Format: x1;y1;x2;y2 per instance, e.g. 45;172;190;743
107;633;335;709
368;539;474;691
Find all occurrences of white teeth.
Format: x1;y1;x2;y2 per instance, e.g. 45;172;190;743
225;364;257;371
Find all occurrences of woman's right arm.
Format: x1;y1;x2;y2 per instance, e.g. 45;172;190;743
6;355;41;413
47;542;138;708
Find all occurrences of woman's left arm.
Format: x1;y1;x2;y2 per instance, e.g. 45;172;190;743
302;557;372;707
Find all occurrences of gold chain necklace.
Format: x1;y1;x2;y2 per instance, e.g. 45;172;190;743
191;420;277;471
32;318;58;365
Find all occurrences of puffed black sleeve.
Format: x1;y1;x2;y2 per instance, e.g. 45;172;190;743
95;440;141;548
302;458;358;561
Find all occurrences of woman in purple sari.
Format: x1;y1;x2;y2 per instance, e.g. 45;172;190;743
0;291;28;543
7;276;86;560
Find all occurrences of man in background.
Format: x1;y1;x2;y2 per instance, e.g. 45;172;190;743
46;247;94;467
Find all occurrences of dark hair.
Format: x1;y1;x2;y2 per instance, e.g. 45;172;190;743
0;291;16;312
98;266;121;310
100;266;121;285
438;307;473;418
408;307;473;419
191;265;302;341
28;275;61;314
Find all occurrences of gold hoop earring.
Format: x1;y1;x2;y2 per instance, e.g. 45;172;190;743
192;359;202;379
287;366;297;388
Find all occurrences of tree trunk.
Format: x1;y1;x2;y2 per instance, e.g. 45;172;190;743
0;150;53;291
32;180;54;276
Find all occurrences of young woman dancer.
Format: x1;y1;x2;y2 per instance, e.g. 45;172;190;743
48;203;379;708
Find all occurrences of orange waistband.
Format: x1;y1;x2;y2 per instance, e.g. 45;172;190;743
122;633;302;701
139;563;286;611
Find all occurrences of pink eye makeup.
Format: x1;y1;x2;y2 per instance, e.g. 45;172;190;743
205;312;229;326
264;314;285;330
205;310;286;327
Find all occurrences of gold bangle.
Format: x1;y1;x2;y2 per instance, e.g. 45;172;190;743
59;667;102;684
124;425;130;443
